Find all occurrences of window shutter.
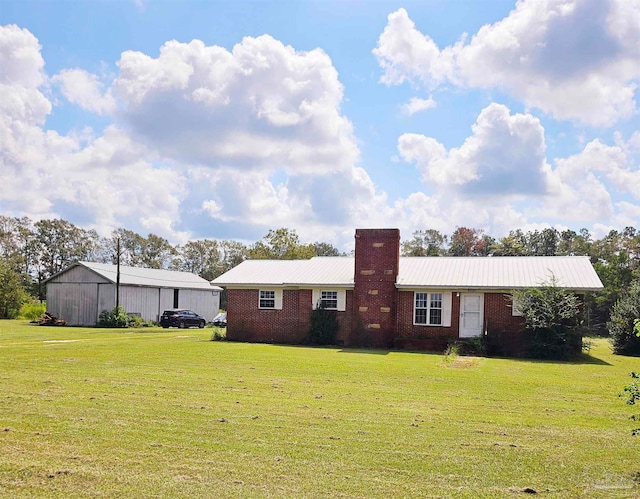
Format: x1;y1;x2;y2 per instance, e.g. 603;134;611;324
274;289;283;310
442;292;452;327
312;289;319;309
337;290;346;311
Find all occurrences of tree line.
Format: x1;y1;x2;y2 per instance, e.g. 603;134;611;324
1;216;639;334
0;218;342;308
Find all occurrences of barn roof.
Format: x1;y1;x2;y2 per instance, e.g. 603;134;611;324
212;256;603;291
48;261;222;291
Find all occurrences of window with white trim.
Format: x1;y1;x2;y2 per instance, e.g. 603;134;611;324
319;290;338;309
414;292;443;325
312;289;346;311
259;290;276;309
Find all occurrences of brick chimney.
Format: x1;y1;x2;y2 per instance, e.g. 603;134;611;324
353;229;400;348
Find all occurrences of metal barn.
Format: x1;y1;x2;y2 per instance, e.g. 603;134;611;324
45;262;222;326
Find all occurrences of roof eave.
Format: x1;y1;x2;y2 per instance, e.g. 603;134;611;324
217;282;354;288
395;284;604;292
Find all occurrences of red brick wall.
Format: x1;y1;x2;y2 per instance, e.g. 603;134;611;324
353;229;400;348
396;290;460;341
226;288;353;344
394;290;526;352
483;293;524;334
338;290;354;345
483;292;526;356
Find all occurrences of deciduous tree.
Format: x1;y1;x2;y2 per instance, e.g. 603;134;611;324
492;229;528;256
449;227;492;256
172;239;223;281
313;241;342;256
249;228;315;260
0;258;27;319
401;229;448;256
103;229;176;269
31;219;99;299
527;228;559;256
219;240;249;273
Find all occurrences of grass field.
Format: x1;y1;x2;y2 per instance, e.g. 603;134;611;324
0;320;638;498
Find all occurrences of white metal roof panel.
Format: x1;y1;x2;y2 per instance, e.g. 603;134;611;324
78;262;221;290
211;257;354;287
213;256;603;291
397;256;603;291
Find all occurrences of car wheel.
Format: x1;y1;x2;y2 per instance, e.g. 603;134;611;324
199;320;205;328
178;321;186;329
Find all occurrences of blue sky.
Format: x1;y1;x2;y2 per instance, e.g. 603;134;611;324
1;0;639;250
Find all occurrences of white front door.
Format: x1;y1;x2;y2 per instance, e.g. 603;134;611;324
460;293;484;338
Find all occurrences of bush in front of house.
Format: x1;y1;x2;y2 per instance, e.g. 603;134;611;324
455;337;486;356
306;306;339;345
97;306;130;328
607;280;640;356
513;277;582;360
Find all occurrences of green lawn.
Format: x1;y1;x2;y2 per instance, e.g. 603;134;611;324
0;320;638;498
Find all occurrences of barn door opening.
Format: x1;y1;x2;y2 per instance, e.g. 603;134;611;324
173;289;179;308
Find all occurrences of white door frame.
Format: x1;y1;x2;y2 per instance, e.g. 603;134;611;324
460;293;484;338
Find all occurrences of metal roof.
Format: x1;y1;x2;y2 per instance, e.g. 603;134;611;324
56;261;222;290
211;257;354;287
212;256;603;291
397;256;603;291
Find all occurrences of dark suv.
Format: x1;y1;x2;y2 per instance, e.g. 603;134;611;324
160;309;206;329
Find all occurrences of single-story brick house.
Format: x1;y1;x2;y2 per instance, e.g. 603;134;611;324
211;229;603;351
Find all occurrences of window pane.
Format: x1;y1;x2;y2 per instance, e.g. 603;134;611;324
415;293;428;308
320;290;338;309
259;290;275;308
430;308;442;325
430;293;442;309
415;308;427;324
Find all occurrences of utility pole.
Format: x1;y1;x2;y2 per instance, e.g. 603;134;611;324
116;237;121;310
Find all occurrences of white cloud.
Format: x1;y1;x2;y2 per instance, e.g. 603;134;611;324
54;69;117;115
0;24;50;131
182;163;391;240
0;24;46;88
3;19;638;248
542;138;639;222
373;8;457;89
395;102;640;237
1;26;389;244
398;103;549;195
401;96;437;115
375;1;640;126
616;200;640;223
0;25;187;241
114;35;359;174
